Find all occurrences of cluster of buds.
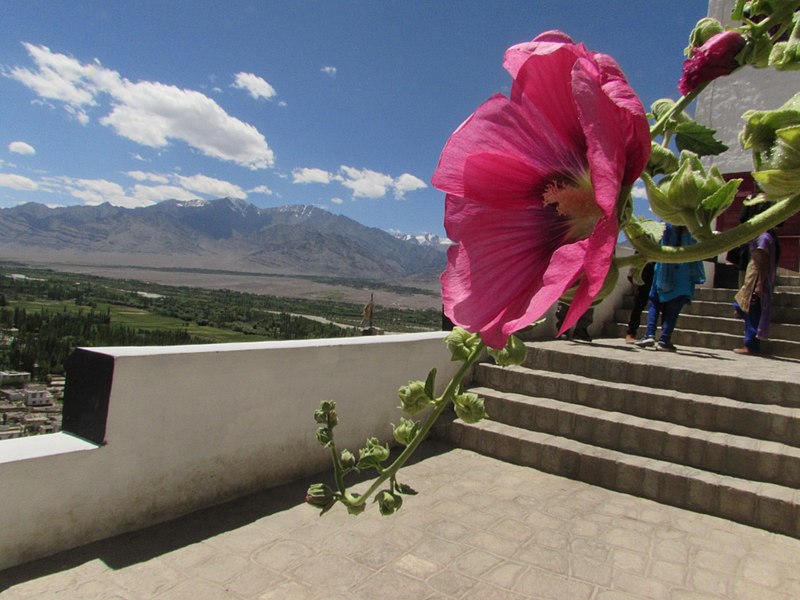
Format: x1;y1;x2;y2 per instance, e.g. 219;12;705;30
643;151;741;241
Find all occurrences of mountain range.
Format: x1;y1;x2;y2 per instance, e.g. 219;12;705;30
0;198;447;281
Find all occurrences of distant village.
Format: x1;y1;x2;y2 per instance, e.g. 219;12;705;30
0;367;64;440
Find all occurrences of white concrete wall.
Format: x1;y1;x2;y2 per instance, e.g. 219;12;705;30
0;332;461;570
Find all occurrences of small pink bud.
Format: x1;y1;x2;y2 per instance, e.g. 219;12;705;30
679;30;746;95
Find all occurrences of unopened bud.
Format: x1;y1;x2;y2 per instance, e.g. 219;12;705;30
340;449;356;470
445;327;481;362
454;392;488;424
375;490;403;515
305;483;336;512
398;380;432;415
392;417;421;446
685;18;724;55
487;334;527;367
315;426;333;447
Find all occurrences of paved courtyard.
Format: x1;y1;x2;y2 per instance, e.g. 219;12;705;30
2;441;800;599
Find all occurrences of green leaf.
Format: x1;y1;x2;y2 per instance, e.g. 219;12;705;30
700;178;741;219
424;368;437;400
674;122;728;156
624;217;665;245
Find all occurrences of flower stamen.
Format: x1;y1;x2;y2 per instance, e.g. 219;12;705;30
542;178;602;241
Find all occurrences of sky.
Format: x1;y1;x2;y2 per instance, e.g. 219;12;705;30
0;1;709;238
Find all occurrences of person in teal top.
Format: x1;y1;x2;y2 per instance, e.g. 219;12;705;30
635;224;706;352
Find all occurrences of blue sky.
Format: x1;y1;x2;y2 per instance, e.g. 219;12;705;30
1;1;707;238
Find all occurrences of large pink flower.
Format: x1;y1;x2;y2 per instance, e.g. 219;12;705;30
432;31;650;349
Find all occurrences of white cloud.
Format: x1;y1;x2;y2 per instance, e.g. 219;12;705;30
292;167;333;185
132;184;197;204
177;173;246;198
321;66;337;77
126;170;169;183
330;197;344;205
393;173;427;199
339;166;394;199
8;141;36;155
10;43;275;170
0;173;38;190
250;185;273;195
632;182;647;200
233;72;277;100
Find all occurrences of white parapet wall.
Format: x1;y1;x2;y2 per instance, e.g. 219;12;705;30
0;332;461;570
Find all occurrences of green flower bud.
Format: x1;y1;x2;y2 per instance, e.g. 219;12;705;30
358;437;390;470
685;18;724;56
315;426;334;447
453;392;488;424
392;417;421;446
647;143;679;175
398;380;432;415
642;152;740;237
769;41;800;71
346;502;366;516
739;31;773;68
305;483;336;512
753;125;800;200
314;400;338;429
339;449;356;470
650;98;691;124
486;334;527;367
740;92;800;158
444;327;481;362
375;490;403;515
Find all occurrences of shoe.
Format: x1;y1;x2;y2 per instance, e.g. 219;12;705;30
733;347;757;355
573;330;592;342
634;336;655;348
625;335;636;344
656;342;678;352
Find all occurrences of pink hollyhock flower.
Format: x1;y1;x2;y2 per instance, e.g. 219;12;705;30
678;30;745;95
432;31;650;349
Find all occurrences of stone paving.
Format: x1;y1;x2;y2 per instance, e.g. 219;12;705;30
3;440;800;599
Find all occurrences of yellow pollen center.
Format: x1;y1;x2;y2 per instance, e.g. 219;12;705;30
542;180;603;241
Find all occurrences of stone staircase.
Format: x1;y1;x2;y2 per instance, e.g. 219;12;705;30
435;271;800;537
606;271;800;358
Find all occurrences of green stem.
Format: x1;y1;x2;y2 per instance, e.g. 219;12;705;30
342;342;485;507
626;194;800;262
650;87;705;139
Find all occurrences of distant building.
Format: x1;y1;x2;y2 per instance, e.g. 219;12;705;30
0;371;31;385
22;385;53;407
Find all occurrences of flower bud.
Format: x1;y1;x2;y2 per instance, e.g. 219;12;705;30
642;152;740;237
358;437;390;470
392;417;421;446
647;143;679;175
375;490;403;515
685;18;724;55
487;334;527;367
679;30;745;95
445;327;481;362
339;449;356;470
454;392;488;424
315;426;334;447
314;400;338;429
752;125;800;200
398;380;432;415
769;40;800;71
305;483;336;512
740;92;800;162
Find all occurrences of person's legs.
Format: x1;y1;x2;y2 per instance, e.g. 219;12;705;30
635;298;660;347
658;296;687;348
626;284;650;338
744;296;762;353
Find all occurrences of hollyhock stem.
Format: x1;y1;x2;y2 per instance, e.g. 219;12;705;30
624;194;800;262
650;87;705;138
338;341;486;509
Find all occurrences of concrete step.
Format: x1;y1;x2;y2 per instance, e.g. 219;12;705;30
470;385;800;488
475;362;800;446
519;339;800;407
604;322;800;358
436;417;800;538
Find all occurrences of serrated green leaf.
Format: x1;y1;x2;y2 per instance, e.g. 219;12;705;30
625;218;665;245
700;178;741;219
675;122;728;156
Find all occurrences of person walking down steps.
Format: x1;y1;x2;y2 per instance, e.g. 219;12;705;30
733;204;781;355
635;224;705;352
625;260;655;343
